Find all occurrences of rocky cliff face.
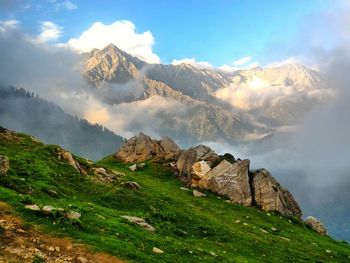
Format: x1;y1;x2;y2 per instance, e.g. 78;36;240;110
115;133;302;219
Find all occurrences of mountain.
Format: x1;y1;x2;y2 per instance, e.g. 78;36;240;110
0;85;124;160
1;128;349;262
81;44;332;146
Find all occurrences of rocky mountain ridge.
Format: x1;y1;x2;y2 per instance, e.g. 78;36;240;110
81;44;332;146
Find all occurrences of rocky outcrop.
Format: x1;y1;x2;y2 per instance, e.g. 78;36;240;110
305;216;327;235
0;155;9;176
251;169;302;218
115;133;180;162
176;145;220;180
204;159;252;206
115;133;302;219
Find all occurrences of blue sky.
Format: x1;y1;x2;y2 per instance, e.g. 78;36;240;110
0;0;339;66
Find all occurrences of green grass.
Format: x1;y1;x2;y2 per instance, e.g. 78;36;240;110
0;130;350;262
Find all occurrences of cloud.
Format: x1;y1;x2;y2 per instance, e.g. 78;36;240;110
35;21;63;43
232;56;252;66
171;58;214;69
63;20;160;63
52;0;77;10
0;19;20;33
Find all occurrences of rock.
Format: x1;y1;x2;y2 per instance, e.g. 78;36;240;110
251;169;302;219
121;216;155;232
193;190;206;197
305;216;327;235
0;155;9;176
57;149;86;176
120;181;141;190
41;205;55;215
210;251;217;257
197;160;232;189
176;149;197;179
180;187;189;191
137;163;146;168
152;247;164;254
65;211;81;220
192;145;220;167
92;167;121;183
129;164;137;172
202;159;252;206
219;153;236;164
115;133;180;162
76;256;89;263
191;161;211;180
24;204;40;211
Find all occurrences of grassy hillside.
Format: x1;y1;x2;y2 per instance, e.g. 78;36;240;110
0;128;349;262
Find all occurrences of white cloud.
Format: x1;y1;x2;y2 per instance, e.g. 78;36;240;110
36;21;62;43
52;0;77;10
63;20;160;64
171;58;214;69
232;56;252;66
0;19;20;33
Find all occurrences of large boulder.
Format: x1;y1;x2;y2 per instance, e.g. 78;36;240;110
176;145;220;180
204;159;252;206
191;161;211;180
197;159;232;189
305;216;327;235
0;155;9;176
115;133;180;162
251;169;302;219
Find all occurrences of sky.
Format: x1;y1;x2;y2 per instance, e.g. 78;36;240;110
0;0;343;67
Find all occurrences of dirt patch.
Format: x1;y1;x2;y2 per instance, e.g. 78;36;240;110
0;202;125;263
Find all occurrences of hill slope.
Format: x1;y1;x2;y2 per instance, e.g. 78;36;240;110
0;128;349;262
0;85;124;160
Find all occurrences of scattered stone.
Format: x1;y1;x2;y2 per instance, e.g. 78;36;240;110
16;229;25;233
210;251;217;257
243;222;249;226
138;163;146;168
305;216;327;235
260;228;268;234
193;190;206;197
235;220;241;224
48;246;55;252
180;187;189;191
121;216;155;232
279;236;291;242
121;181;141;190
152;247;164;254
24;204;40;211
76;256;89;263
0;155;10;176
42;205;55;215
224;200;232;203
129;164;137;172
65;211;81;220
325;250;331;253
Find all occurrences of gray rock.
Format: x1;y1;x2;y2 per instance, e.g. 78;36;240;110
129;164;137;172
251;169;302;219
121;181;141;190
193;189;206;197
0;155;9;176
115;133;180;162
65;211;81;220
305;216;327;235
205;159;252;206
121;215;155;232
